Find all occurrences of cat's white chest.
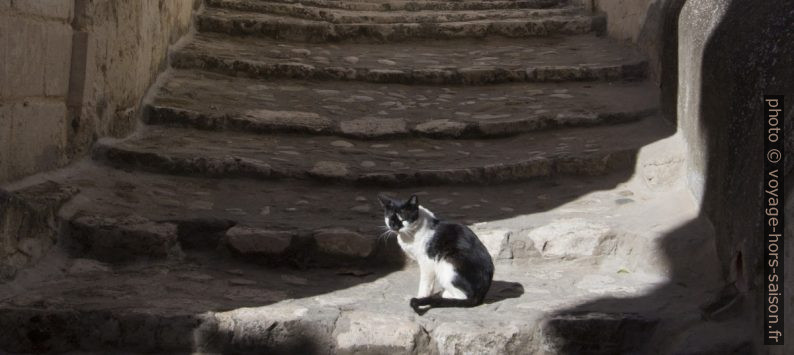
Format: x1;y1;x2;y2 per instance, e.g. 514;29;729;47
398;228;433;262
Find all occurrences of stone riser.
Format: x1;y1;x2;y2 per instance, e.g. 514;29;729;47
250;0;565;12
92;141;637;187
0;306;658;354
171;51;648;84
206;0;581;24
66;214;404;268
145;105;655;140
196;12;606;42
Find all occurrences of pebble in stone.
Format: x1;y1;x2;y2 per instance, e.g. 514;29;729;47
351;204;371;213
189;201;213;210
180;273;214;282
430;198;453;205
281;275;309;286
549;93;574;99
315;89;340;95
360;161;376;168
615;198;634;205
310;161;349;178
344;56;359;64
355;196;367;202
296;200;310;205
331;140;354;148
351;95;374;102
390;161;405;168
291;48;311;56
371;144;390;148
68;259;111;274
260;206;271;216
500;207;515;212
312;56;330;64
377;59;397;65
229;278;257;286
225;208;247;215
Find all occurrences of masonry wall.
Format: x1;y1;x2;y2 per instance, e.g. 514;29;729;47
678;0;793;351
592;0;685;121
0;0;198;184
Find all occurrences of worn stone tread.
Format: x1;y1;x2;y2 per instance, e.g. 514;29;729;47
207;0;582;24
148;70;656;139
197;7;605;42
0;255;691;353
43;160;641;260
96;118;671;185
173;33;647;84
234;0;565;11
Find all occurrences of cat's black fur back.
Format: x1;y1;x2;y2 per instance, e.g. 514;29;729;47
426;220;494;304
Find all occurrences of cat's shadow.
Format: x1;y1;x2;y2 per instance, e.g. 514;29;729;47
483;280;525;304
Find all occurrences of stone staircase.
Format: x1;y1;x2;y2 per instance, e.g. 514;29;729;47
0;0;732;353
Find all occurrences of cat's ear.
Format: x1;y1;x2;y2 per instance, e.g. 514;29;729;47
377;194;392;209
407;194;418;207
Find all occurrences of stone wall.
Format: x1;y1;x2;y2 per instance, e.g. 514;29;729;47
0;0;75;184
678;0;793;351
0;0;198;279
592;0;685;121
0;0;198;184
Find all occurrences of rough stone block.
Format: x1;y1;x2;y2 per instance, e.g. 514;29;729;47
225;226;294;255
0;100;68;182
69;214;179;262
12;0;74;21
313;228;374;258
433;321;529;355
0;181;78;280
212;305;339;353
340;118;407;138
2;16;45;98
472;227;513;260
527;218;617;258
43;22;73;97
541;312;659;354
334;311;428;354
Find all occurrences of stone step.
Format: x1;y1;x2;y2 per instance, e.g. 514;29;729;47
241;0;565;12
95;118;671;186
149;70;657;139
197;7;605;42
206;0;582;24
33;160;646;265
172;33;647;84
0;255;713;354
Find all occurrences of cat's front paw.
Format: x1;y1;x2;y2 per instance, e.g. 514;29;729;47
410;298;420;309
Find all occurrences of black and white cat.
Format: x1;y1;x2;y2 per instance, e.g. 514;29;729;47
378;194;494;313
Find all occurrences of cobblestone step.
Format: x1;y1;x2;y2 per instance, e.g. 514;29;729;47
207;0;581;24
148;70;656;138
95;118;671;186
28;160;648;265
172;34;647;84
0;252;719;354
237;0;565;11
197;7;605;42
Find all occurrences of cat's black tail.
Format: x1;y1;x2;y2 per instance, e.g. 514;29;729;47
410;296;481;312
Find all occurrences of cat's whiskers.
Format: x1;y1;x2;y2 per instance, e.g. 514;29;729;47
377;226;397;246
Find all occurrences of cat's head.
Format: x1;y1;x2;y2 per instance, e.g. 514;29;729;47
377;194;420;232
